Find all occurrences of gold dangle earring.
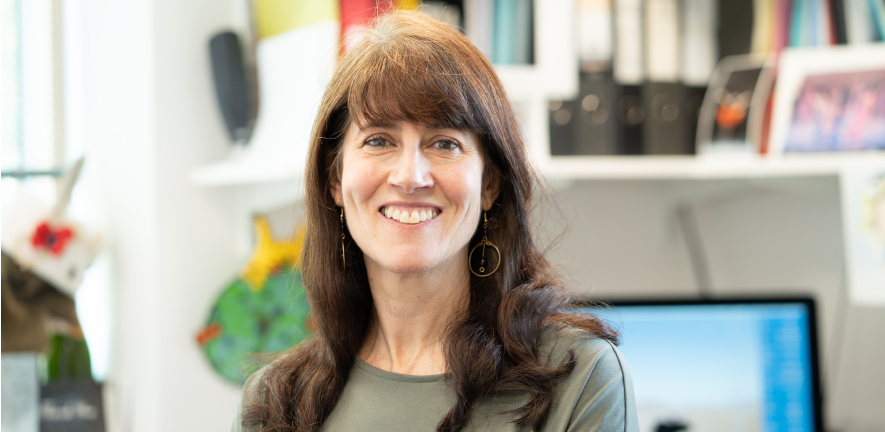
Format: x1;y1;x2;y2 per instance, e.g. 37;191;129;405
340;207;346;268
469;211;500;277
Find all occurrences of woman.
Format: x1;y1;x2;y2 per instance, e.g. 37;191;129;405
234;10;638;432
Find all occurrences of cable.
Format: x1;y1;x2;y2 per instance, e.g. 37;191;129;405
823;262;851;421
676;203;713;299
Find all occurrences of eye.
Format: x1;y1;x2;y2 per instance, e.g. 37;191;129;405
365;136;390;148
433;138;461;151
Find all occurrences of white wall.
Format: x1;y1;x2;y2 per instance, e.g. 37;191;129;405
78;1;158;431
79;1;243;431
151;1;245;430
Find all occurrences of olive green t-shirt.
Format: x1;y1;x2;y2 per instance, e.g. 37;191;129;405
232;325;639;431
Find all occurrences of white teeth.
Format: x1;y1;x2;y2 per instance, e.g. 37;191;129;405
382;207;440;224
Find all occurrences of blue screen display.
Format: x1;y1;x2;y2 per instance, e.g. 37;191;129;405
582;303;815;432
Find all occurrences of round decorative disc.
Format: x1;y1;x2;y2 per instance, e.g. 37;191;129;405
199;268;310;386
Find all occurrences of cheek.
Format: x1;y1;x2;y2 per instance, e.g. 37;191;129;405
439;162;484;209
340;157;382;201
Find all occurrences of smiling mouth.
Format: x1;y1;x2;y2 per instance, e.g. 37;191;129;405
380;206;441;225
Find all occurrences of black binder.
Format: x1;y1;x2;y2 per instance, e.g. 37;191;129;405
830;0;848;44
615;84;645;155
684;85;707;155
574;73;620;155
549;99;577;155
642;82;691;154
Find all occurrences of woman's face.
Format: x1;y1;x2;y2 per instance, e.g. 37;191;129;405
332;120;499;275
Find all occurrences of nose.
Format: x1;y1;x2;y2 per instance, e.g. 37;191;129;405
389;139;433;193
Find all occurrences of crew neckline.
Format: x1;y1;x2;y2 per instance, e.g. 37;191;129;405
354;356;446;383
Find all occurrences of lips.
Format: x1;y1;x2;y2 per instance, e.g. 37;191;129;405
380;205;441;224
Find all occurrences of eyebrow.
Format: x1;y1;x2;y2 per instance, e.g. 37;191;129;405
360;121;398;130
358;121;462;134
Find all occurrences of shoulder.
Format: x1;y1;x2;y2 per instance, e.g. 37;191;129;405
537;323;620;369
537;323;628;395
538;324;640;432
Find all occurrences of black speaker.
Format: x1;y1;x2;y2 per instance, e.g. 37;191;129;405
209;31;252;144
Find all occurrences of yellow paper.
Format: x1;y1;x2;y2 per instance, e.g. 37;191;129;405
253;0;339;40
396;0;421;9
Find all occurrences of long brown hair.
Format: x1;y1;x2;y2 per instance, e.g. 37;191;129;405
243;11;617;432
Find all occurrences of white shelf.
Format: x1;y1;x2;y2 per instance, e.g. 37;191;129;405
543;153;885;180
195;152;885;186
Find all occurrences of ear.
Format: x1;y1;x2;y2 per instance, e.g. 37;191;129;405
481;172;501;211
330;170;343;207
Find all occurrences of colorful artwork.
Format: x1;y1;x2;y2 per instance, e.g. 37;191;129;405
696;54;774;154
712;68;763;145
1;158;101;353
1;158;101;298
785;69;885;152
197;217;312;386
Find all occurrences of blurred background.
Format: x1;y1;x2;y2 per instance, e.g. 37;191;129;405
1;0;884;431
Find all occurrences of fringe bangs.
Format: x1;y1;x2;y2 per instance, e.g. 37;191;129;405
346;31;484;134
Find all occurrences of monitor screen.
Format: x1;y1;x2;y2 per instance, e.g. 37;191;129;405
581;299;820;432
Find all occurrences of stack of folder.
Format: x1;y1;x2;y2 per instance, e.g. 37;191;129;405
543;0;885;156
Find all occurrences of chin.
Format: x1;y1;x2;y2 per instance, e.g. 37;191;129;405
368;250;441;275
381;258;439;275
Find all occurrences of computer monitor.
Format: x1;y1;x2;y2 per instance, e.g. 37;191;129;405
579;297;822;432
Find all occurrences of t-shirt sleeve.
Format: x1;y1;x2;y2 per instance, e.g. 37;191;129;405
565;338;639;432
231;366;268;432
231;403;244;432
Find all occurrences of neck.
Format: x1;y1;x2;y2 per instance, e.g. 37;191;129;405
358;250;470;375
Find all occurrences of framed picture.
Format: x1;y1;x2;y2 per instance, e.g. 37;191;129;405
696;54;775;155
769;44;885;155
